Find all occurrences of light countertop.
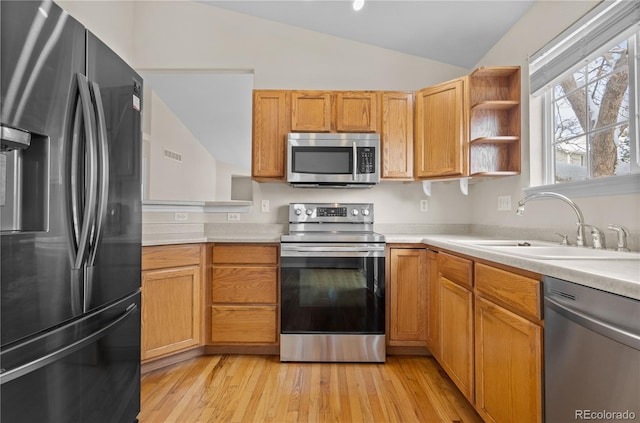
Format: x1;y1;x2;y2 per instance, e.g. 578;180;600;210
142;230;640;301
386;233;640;301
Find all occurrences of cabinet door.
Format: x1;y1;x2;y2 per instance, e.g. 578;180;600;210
381;92;414;179
414;78;467;178
425;250;439;358
439;276;474;402
141;266;201;361
389;248;427;346
290;91;332;132
335;91;378;132
252;90;289;180
475;297;542;423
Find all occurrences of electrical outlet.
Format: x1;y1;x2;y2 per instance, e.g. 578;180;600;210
420;200;429;212
261;200;270;213
227;213;240;221
498;195;512;211
174;212;188;221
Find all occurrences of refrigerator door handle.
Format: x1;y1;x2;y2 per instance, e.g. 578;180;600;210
87;80;109;267
82;81;109;312
72;73;98;272
0;303;138;385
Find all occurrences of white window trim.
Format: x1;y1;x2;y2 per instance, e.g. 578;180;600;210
534;32;640;197
524;173;640;198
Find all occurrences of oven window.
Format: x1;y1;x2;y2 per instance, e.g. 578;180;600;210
291;147;352;174
280;256;385;334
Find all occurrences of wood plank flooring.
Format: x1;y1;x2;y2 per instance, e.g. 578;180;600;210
139;355;482;423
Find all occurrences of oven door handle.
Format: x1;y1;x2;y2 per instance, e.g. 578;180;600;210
281;244;385;257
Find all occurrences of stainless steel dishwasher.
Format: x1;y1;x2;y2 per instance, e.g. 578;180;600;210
544;276;640;422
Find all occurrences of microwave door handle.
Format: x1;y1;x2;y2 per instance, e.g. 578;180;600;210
352;141;357;181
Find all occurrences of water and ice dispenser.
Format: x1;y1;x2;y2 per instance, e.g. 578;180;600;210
1;124;49;232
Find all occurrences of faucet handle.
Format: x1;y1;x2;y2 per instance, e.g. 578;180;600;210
607;224;630;252
578;223;606;249
554;232;570;245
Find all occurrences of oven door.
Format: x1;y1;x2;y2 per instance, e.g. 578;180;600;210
280;243;385;335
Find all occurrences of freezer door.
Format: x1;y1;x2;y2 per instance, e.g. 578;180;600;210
84;32;142;312
0;291;141;423
0;0;86;345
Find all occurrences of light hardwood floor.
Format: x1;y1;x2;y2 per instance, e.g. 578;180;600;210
140;355;482;423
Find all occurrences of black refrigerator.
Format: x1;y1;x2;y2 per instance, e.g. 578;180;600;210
0;1;142;422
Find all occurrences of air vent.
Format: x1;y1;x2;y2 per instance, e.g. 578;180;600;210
549;288;576;301
163;149;182;162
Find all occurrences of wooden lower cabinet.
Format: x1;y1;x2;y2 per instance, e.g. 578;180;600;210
425;250;440;358
141;244;203;361
428;246;543;423
439;276;475;402
388;247;428;346
209;243;279;346
475;297;542;423
211;305;277;344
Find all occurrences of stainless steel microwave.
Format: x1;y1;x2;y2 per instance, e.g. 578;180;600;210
287;133;380;188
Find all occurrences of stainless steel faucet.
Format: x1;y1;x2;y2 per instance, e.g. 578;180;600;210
516;192;586;247
579;223;606;249
608;224;630;252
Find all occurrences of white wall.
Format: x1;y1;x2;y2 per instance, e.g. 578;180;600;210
132;1;467;90
57;0;637;232
470;0;640;234
146;90;218;201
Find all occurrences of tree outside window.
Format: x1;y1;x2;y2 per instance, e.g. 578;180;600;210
550;37;634;183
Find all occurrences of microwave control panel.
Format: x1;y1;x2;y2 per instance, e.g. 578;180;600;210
357;147;376;174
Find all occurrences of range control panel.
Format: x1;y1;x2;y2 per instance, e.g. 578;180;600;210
289;203;374;223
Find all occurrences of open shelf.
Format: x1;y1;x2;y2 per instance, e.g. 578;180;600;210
468;66;521;177
470;171;520;177
471;100;519;111
470;136;519;145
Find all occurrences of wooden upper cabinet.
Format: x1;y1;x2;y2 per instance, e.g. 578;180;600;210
252;90;289;180
290;91;332;132
414;77;468;179
335;91;378;132
381;92;414;180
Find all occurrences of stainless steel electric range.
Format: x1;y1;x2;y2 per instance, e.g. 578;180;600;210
280;203;386;362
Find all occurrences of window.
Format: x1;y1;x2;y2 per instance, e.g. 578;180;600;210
549;35;636;183
529;1;640;193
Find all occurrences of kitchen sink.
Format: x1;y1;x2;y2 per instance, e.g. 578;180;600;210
485;245;640;260
456;240;640;260
453;239;552;247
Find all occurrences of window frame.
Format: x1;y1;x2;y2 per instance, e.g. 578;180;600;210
534;30;640;197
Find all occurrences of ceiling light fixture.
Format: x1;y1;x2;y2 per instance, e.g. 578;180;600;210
353;0;365;11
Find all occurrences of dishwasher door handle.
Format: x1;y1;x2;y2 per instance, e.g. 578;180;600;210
545;296;640;350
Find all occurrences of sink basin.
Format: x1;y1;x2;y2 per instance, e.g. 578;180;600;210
454;239;552;247
451;239;640;260
481;245;640;260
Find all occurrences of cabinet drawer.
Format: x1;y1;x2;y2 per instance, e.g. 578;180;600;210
437;252;473;289
212;267;278;303
142;244;201;271
475;263;541;320
212;244;279;265
211;306;277;344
